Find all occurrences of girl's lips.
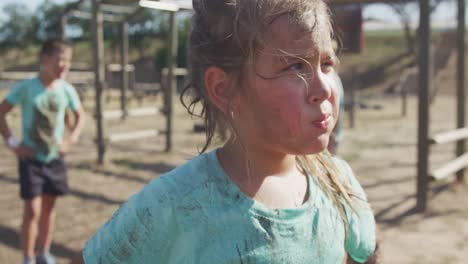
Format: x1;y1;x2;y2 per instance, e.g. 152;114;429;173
312;114;331;130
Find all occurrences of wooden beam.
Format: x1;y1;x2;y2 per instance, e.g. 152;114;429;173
92;0;106;164
430;127;468;145
124;7;145;23
101;0;136;5
109;129;159;142
330;0;415;4
416;0;431;212
456;0;466;182
103;0;412;8
61;0;86;16
120;21;129;119
107;64;135;72
430;153;468;181
69;10;124;22
139;0;179;11
161;67;188;77
165;11;177;152
101;4;136;14
0;72;36;80
60;15;67;39
0;71;94;83
103;107;160;120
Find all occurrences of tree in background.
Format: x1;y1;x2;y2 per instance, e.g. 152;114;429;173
388;0;447;54
0;0;183;69
0;3;36;49
154;14;190;70
130;9;168;60
36;0;64;40
0;0;65;50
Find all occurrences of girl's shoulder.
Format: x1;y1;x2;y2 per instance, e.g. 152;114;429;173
332;158;358;185
145;150;220;198
331;157;369;203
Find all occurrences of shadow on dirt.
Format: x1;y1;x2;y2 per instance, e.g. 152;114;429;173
363;175;413;190
69;188;126;205
112;159;175;175
0;171;125;205
374;182;461;226
69;160;175;185
0;173;17;185
0;225;78;260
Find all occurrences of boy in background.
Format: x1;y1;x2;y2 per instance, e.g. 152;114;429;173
0;39;85;264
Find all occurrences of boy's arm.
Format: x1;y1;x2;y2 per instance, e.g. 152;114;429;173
69;106;85;143
0;100;34;158
0;100;15;141
61;106;85;154
71;251;85;264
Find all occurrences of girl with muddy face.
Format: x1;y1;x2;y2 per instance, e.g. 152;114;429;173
77;1;378;263
183;0;377;262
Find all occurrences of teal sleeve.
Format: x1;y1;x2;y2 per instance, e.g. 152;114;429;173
5;81;25;105
65;84;81;111
83;176;177;264
338;159;377;263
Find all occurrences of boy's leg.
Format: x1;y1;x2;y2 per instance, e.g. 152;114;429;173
22;196;42;259
19;159;45;260
37;194;57;254
35;157;68;261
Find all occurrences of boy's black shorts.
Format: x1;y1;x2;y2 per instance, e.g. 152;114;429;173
19;157;69;200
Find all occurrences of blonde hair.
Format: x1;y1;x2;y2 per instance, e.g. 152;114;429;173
181;0;359;230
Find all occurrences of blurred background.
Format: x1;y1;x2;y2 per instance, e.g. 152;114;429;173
0;0;467;263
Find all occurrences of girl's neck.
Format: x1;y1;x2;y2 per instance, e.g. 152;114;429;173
218;139;309;208
218;139;298;182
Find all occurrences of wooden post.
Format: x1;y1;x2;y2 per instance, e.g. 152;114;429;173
456;0;466;182
59;15;67;39
92;0;106;164
349;76;357;129
120;21;129;119
165;11;177;152
402;83;407;117
416;0;431;212
350;86;355;129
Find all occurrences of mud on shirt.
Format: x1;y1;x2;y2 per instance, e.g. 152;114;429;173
6;77;81;162
83;150;376;264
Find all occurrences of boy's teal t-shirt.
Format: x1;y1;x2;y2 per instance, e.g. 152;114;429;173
6;77;81;162
83;150;376;264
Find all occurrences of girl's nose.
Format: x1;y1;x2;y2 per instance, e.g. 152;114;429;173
306;71;332;104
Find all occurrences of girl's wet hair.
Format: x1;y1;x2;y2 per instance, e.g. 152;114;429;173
181;0;339;153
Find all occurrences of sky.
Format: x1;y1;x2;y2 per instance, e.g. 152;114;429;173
0;0;461;30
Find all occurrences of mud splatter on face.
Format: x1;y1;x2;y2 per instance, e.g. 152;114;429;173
234;12;337;154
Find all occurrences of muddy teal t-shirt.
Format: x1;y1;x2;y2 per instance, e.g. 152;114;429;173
6;77;81;162
83;150;376;263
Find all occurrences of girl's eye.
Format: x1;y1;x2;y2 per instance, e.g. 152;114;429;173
284;62;304;72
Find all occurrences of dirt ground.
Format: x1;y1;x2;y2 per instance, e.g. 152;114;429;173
0;87;467;264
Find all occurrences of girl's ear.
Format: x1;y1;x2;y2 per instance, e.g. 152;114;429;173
205;66;232;113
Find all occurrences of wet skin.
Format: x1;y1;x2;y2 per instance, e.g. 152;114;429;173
233;14;340;157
